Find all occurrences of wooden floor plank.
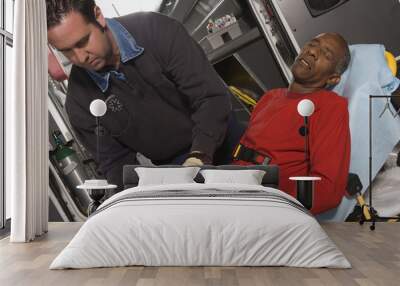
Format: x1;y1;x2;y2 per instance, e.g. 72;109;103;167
0;222;399;286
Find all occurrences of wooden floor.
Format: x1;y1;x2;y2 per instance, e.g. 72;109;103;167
1;222;399;286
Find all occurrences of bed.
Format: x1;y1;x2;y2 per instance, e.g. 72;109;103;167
50;165;350;269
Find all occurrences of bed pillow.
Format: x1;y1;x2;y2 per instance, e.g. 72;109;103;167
135;167;200;186
200;169;266;185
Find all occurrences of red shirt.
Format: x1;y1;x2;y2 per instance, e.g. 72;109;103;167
235;88;351;214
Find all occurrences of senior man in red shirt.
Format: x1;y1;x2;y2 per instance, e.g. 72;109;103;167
234;33;351;214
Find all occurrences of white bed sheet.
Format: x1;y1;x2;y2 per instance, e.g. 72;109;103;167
50;183;350;269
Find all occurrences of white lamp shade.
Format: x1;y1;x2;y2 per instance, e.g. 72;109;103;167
297;99;315;117
89;99;107;117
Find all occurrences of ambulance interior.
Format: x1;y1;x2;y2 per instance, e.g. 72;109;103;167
41;0;400;224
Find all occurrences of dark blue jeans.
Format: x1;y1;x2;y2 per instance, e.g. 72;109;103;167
169;114;246;165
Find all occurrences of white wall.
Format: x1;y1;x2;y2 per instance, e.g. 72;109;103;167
95;0;162;18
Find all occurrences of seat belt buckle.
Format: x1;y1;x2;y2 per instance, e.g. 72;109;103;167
234;144;271;165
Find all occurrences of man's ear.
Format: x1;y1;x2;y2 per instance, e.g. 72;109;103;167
94;5;106;28
326;74;341;86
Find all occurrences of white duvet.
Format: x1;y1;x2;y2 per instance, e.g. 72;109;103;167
50;183;351;269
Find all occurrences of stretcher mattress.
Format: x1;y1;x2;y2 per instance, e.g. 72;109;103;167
319;44;400;221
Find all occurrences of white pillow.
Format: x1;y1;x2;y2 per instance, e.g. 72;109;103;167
135;167;200;186
200;169;266;185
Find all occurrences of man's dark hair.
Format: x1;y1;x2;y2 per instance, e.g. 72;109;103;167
46;0;97;29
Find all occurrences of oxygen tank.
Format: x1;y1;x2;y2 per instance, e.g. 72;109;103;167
51;131;91;215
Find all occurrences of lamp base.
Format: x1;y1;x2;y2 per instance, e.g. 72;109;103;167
77;180;117;215
289;176;321;210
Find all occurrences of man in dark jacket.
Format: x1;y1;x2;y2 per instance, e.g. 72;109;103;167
46;0;234;187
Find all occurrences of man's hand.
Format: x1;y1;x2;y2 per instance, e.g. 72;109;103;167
182;151;212;166
182;157;204;167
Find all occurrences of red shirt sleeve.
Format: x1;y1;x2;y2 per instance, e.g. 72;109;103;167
309;98;351;214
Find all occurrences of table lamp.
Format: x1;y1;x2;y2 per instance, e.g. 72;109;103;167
77;99;117;215
290;99;321;210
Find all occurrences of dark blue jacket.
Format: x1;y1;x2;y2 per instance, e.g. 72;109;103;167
65;12;231;187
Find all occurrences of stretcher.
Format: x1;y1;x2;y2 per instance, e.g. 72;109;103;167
232;45;400;222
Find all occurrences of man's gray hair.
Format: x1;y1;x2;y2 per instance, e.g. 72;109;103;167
335;43;351;75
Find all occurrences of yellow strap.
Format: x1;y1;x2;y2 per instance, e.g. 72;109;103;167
229;86;257;107
356;195;371;221
230;87;255;106
233;144;241;158
385;51;397;76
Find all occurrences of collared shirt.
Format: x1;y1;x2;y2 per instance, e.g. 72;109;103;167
86;18;144;93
